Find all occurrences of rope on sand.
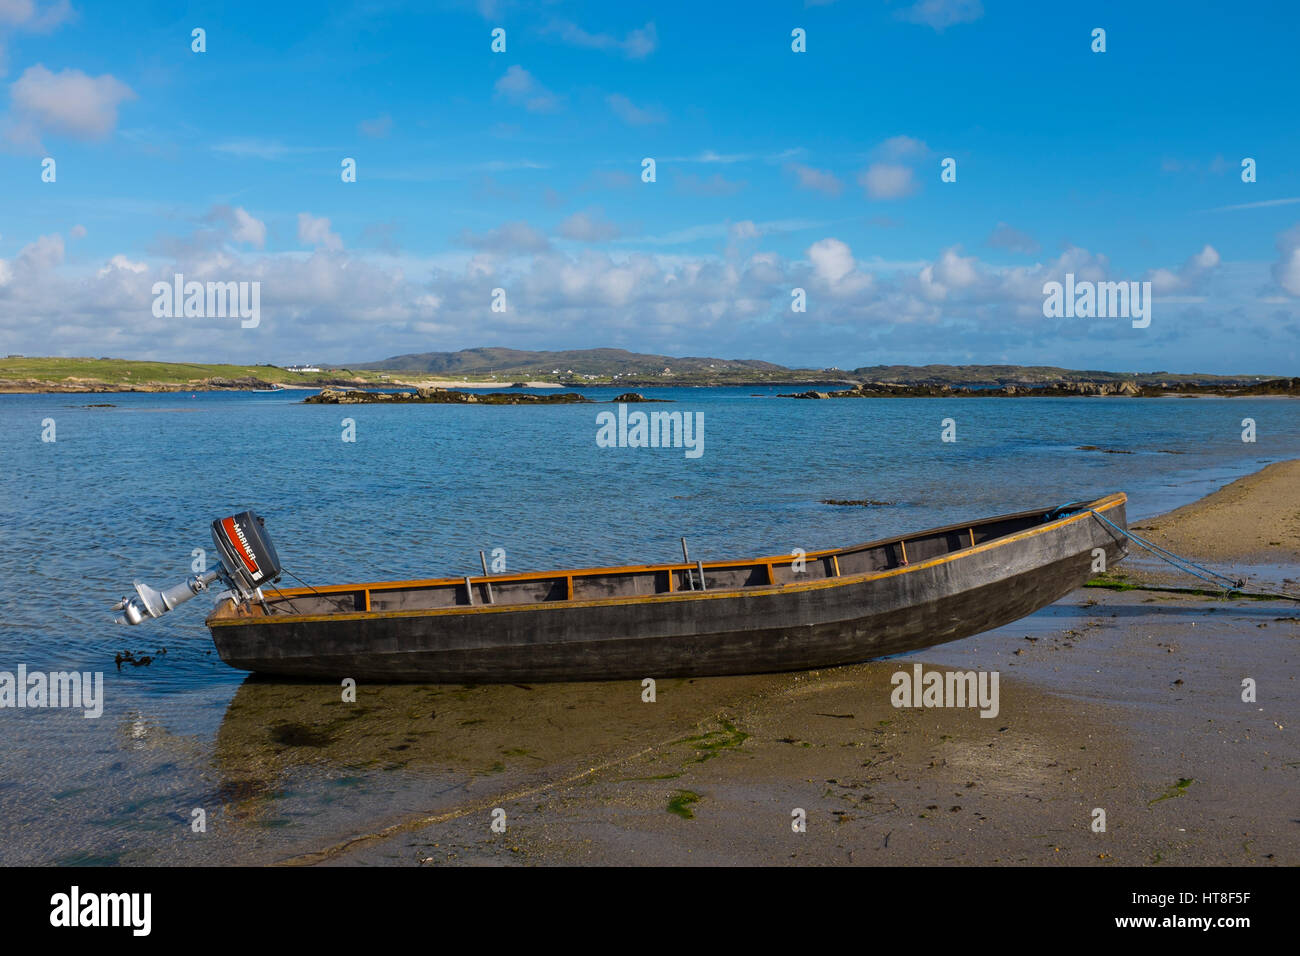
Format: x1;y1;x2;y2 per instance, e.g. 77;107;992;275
1084;509;1300;603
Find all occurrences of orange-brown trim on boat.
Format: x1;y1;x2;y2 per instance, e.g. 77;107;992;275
210;494;1126;628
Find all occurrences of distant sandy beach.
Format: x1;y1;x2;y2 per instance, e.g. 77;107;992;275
254;460;1297;867
406;379;563;390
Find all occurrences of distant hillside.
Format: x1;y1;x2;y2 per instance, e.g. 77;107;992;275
348;345;790;374
343;349;1269;388
348;347;800;381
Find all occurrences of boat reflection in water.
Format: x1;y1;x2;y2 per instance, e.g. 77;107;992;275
211;671;784;839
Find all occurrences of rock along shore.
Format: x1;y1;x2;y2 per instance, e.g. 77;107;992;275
304;386;593;405
779;377;1300;399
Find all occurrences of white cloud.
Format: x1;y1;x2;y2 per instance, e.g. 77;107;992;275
205;205;267;248
918;247;980;301
876;135;929;160
68;223;86;239
987;222;1040;255
807;237;873;295
676;172;746;196
663;149;754;164
19;232;62;269
1191;245;1220;270
808;238;854;284
1209;197;1300;213
545;20;657;59
210;140;338;162
787;163;843;197
0;1;75;77
5;64;134;150
0;213;1275;373
897;0;984;31
357;114;392;138
460;220;551;254
624;218;826;246
1272;226;1300;297
858;163;916;200
0;0;75;31
622;22;659;59
494;66;560;113
212;139;288;160
231;208;267;248
1146;244;1220;294
96;254;145;277
558;209;621;242
297;212;343;252
606;93;664;125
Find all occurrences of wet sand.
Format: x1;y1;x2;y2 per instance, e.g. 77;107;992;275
318;592;1295;867
268;461;1296;866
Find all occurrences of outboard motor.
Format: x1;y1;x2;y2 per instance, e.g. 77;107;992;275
113;511;282;625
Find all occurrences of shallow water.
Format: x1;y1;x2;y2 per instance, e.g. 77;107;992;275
0;387;1296;863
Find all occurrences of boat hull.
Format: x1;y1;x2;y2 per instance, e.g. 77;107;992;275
208;498;1128;682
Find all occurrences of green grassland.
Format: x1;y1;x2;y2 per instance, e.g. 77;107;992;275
0;357;396;392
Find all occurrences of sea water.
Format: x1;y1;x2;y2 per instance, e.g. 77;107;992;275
0;387;1296;862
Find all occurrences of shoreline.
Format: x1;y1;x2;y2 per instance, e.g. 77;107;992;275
0;379;832;395
782;377;1300;400
1132;459;1300;564
5;380;1296;397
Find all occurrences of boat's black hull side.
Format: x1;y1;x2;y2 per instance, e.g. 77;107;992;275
209;503;1127;682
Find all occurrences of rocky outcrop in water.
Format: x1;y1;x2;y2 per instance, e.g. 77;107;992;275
773;378;1299;399
611;392;669;403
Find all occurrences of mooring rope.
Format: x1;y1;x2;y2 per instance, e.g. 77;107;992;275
1086;509;1243;590
1081;508;1300;602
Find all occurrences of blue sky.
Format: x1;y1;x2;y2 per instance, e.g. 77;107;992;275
1;0;1298;373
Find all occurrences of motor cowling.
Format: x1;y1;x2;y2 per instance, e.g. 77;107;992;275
113;510;282;625
210;511;282;599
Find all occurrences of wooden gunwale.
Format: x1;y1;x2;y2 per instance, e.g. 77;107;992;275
210;494;1125;628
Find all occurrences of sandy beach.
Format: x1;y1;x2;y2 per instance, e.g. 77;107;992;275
1132;459;1300;564
249;461;1298;867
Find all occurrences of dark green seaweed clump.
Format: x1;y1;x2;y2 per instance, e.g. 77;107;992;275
667;790;701;819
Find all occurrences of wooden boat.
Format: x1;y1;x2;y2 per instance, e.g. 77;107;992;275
205;493;1128;682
